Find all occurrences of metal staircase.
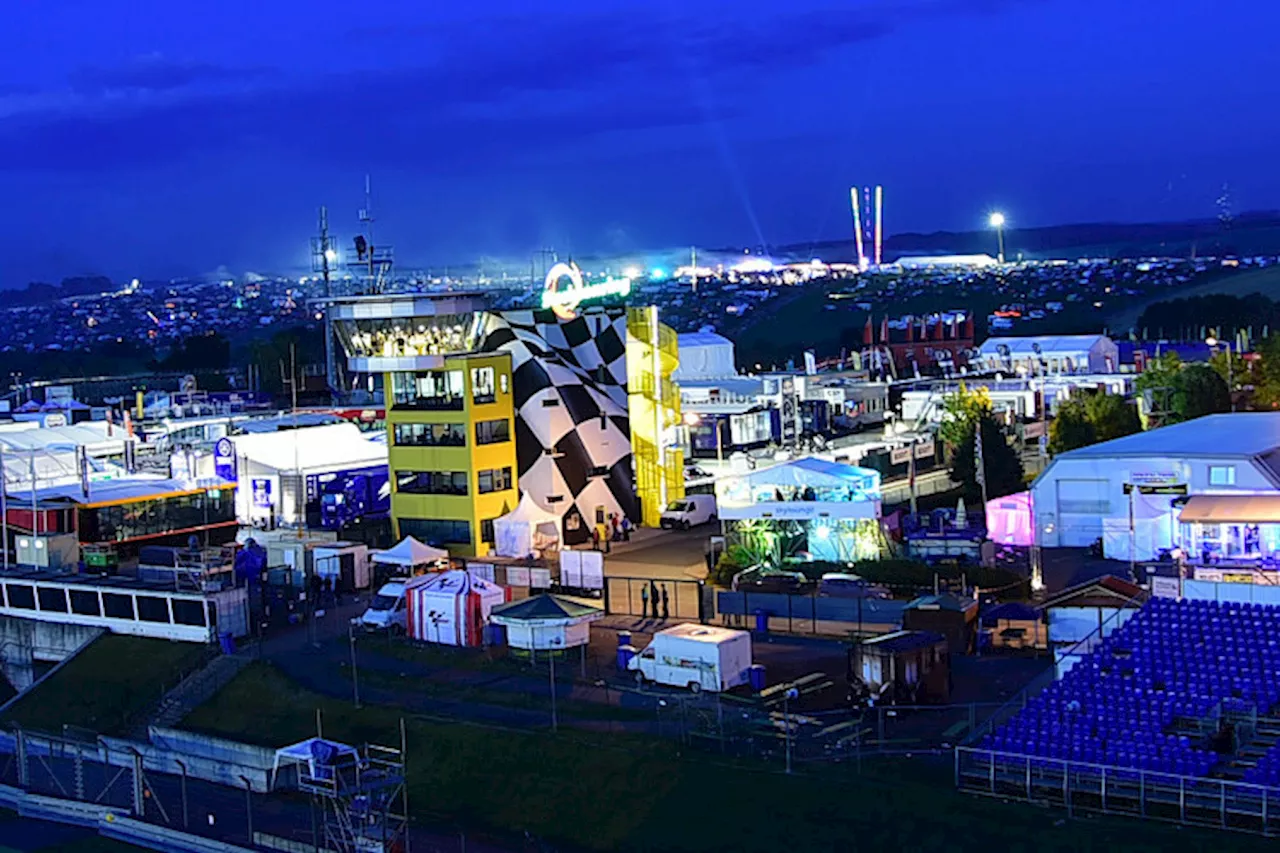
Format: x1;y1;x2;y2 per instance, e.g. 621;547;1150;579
132;651;252;736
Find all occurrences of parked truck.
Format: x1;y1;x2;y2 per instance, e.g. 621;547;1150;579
318;468;391;530
628;624;752;693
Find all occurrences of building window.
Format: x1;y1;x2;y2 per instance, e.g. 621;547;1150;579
1209;465;1236;486
393;423;465;447
102;593;134;619
471;367;496;405
541;398;559;407
480;518;495;544
500;373;509;394
5;585;34;609
395;471;469;496
477;467;513;494
390;370;465;410
70;590;101;617
399;518;472;546
37;587;68;613
475;419;511;445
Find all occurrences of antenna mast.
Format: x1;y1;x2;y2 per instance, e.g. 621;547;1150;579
355;174;394;295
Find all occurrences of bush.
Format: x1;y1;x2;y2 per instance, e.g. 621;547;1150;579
849;559;1028;598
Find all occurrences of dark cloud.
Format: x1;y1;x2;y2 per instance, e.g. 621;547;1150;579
68;55;274;94
0;2;1042;176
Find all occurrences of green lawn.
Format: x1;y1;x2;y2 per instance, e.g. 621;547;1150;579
185;662;1277;853
0;635;209;736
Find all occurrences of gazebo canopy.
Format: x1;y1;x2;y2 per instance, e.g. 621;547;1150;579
372;535;448;567
489;593;602;626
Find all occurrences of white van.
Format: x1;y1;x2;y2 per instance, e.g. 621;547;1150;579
629;624;751;693
660;495;718;530
359;579;408;632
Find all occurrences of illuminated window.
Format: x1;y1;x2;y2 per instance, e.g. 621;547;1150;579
1209;465;1236;486
477;467;513;494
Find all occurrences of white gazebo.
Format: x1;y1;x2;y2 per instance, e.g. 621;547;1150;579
493;492;562;558
372;536;449;572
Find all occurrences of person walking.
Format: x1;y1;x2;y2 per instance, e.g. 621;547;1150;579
661;585;670;620
622;516;632;542
640;583;650;619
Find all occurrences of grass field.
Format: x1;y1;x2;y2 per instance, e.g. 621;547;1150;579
0;635;209;736
185;662;1277;853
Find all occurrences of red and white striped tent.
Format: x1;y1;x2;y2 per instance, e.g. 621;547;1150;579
404;570;507;646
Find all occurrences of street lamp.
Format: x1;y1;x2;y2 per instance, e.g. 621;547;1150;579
988;213;1006;264
1206;335;1235;412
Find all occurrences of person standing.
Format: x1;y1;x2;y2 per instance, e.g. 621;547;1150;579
640;583;650;619
661;585;670;620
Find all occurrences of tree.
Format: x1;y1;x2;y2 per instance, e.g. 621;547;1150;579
1254;335;1280;410
938;383;993;448
1048;398;1095;454
950;411;1025;502
1178;363;1230;420
1134;352;1228;426
1083;392;1141;442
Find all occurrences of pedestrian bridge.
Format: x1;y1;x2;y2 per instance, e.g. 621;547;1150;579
0;569;249;643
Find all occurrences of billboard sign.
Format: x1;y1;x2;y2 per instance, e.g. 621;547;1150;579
541;262;631;321
252;478;273;509
213;437;237;481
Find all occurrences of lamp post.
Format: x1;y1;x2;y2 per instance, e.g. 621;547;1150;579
1206;335;1235;412
988;212;1006;264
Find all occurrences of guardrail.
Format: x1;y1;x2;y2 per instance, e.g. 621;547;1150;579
956;746;1280;836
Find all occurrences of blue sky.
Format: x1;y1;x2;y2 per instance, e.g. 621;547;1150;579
0;0;1275;283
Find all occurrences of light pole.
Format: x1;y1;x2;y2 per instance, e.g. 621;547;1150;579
988;212;1006;264
348;618;361;709
1206;335;1235;412
784;686;799;774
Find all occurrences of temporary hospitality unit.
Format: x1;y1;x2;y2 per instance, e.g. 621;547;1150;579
985;491;1034;547
493;492;562;558
404;570;506;646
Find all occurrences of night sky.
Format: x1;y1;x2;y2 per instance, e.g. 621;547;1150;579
0;0;1275;283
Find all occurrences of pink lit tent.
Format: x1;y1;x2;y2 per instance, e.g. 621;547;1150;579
986;491;1033;547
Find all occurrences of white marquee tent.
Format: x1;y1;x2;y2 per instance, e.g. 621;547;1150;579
493;492;562;558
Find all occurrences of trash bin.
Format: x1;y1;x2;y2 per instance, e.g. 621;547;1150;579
748;663;767;692
754;609;769;635
617;630;632;648
617;644;637;671
218;631;235;655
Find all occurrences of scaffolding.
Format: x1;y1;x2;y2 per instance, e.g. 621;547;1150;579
297;725;409;853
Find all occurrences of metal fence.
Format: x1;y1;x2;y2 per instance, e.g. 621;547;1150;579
956;746;1280;837
715;590;908;637
603;576;705;620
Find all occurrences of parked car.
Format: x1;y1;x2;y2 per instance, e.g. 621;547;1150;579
660;494;718;529
732;568;814;595
818;573;891;599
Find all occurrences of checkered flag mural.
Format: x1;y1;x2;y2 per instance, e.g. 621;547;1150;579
480;308;639;544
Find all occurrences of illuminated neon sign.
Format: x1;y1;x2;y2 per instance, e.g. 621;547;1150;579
541;262;632;321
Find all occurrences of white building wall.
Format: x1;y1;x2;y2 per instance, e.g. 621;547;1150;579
1033;454;1278;548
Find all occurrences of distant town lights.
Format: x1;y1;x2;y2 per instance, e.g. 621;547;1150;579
623;266;641;279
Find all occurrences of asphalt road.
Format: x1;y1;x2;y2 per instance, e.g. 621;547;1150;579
600;526;712;581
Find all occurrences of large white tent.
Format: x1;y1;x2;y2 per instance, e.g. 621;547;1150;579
404;570;506;646
372;536;448;568
493;492;561;558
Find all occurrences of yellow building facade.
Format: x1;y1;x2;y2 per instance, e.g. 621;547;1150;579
384;351;517;557
626;306;685;525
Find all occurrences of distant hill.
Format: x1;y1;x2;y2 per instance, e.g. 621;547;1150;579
775;211;1280;263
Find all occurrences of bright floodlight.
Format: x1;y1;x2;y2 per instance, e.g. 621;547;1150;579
682;411;701;426
1206;336;1219;347
623;266;641;280
989;212;1006;228
324;248;338;262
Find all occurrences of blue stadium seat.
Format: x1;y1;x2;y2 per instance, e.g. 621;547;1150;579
990;598;1280;783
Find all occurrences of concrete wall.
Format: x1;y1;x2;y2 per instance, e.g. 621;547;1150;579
0;616;103;692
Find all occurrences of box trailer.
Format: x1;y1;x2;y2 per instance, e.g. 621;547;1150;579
629;624;752;693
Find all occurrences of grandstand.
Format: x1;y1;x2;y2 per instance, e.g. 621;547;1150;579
960;595;1280;834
